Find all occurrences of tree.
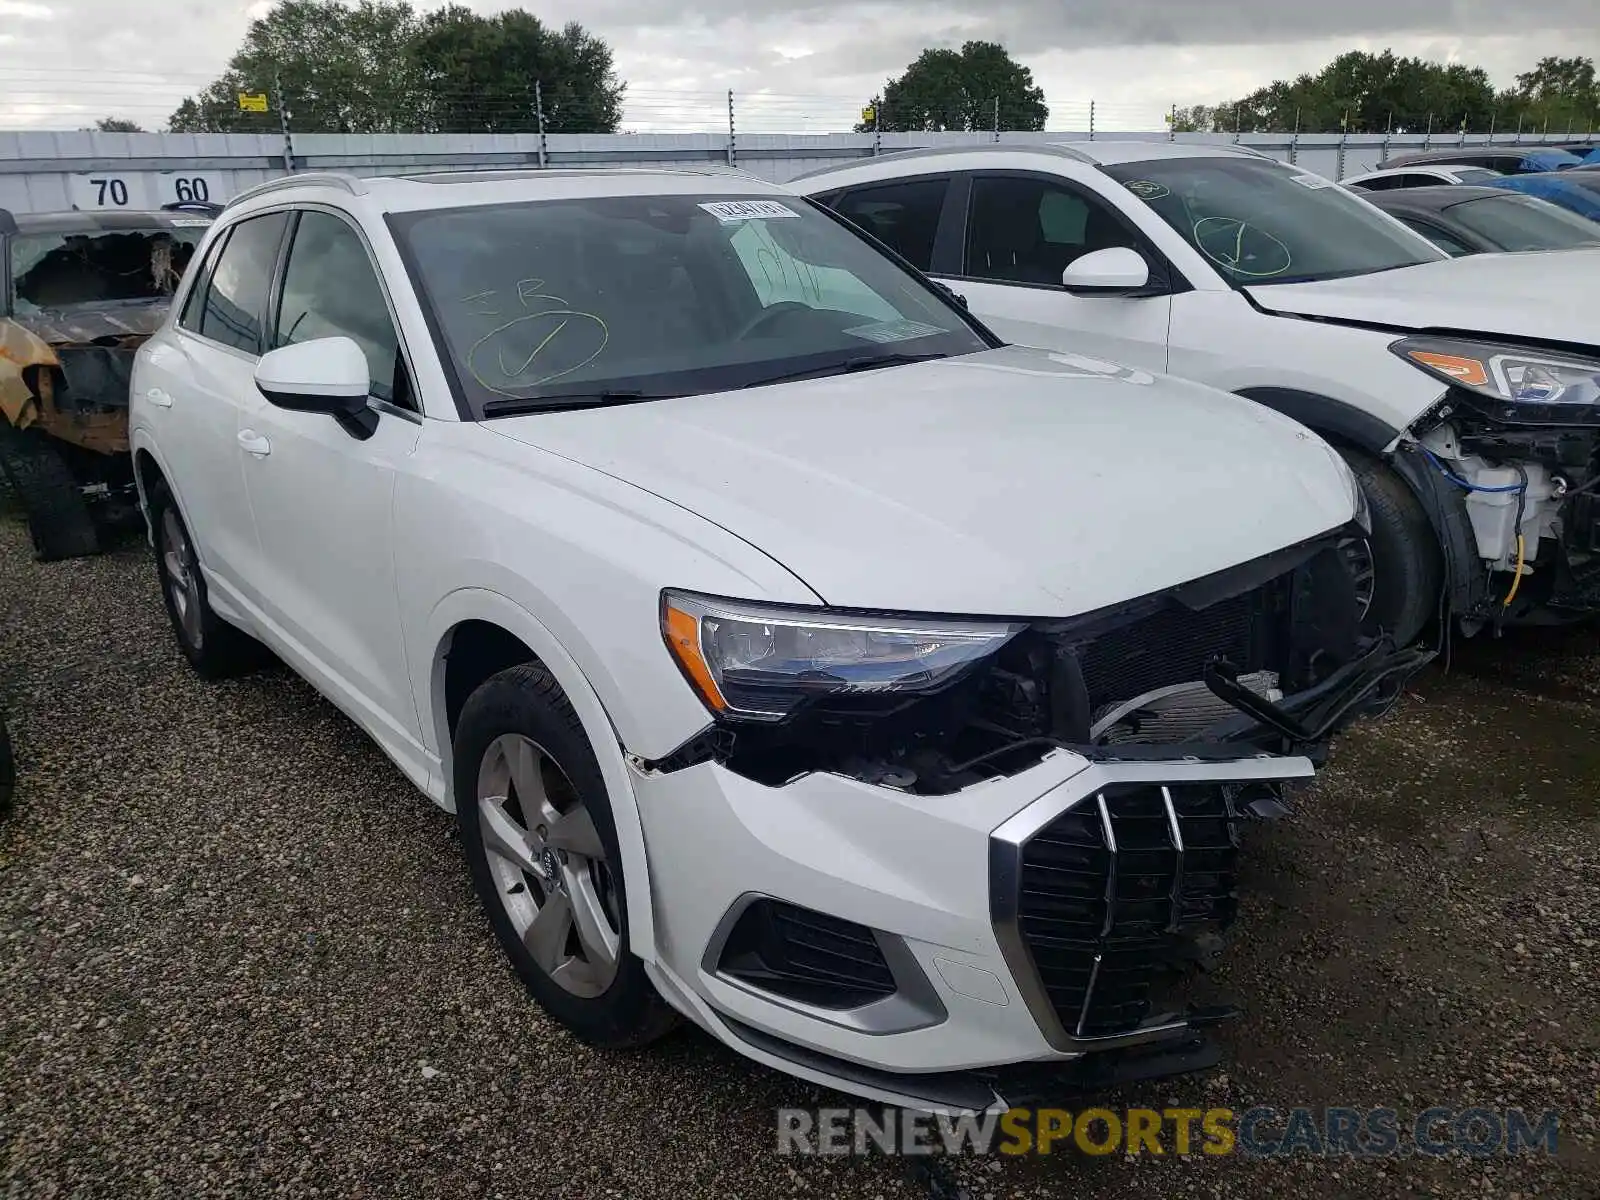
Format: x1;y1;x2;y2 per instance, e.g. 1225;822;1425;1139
1168;105;1220;133
92;117;144;132
1215;50;1497;133
857;42;1046;133
408;6;623;134
168;0;623;134
1501;56;1599;133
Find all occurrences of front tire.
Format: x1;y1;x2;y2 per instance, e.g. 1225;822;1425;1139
455;662;678;1049
1338;447;1442;647
148;485;267;679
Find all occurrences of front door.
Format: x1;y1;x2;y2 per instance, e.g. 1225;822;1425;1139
233;208;425;749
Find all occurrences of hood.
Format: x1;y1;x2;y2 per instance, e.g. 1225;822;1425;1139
1245;248;1600;350
9;301;170;345
488;346;1358;617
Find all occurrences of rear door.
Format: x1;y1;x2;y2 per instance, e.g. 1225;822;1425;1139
149;211;289;612
944;171;1173;371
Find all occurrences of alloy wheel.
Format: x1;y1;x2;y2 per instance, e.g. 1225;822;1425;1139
1339;535;1377;624
160;508;204;651
475;733;621;998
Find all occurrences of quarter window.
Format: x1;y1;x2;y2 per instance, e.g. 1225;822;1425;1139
964;175;1140;286
274;211;402;404
199;212;288;353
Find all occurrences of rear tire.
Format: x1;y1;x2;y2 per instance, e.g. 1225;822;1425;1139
455;662;679;1049
148;484;268;679
0;421;100;562
1338;447;1442;647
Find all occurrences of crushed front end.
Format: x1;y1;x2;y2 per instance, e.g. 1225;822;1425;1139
634;528;1430;1110
1392;336;1600;625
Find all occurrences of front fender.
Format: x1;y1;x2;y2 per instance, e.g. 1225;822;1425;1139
422;586;664;963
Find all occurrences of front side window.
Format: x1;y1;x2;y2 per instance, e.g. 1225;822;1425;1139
964;175;1140;285
831;178;949;270
389;193;989;418
1445;194;1600;252
199;212;289;353
275;211;401;403
1397;218;1474;257
1104;157;1444;286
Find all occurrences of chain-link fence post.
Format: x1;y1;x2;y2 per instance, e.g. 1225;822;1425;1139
873;102;881;156
274;68;295;172
1424;113;1433;149
992;95;1000;142
1336;128;1346;180
535;80;548;167
1168;103;1176;142
727;90;736;168
1233;103;1241;143
1515;113;1524;144
1289;108;1300;164
1088;99;1095;141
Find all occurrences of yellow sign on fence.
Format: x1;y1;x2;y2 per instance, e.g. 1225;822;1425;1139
238;93;269;113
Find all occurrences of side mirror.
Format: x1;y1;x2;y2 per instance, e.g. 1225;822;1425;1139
1061;247;1151;295
254;336;377;438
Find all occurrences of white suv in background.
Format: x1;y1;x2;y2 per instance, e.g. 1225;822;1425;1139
796;143;1600;646
128;166;1424;1112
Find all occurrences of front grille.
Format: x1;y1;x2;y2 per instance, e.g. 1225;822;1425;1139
1076;590;1266;712
716;898;896;1009
1014;783;1254;1039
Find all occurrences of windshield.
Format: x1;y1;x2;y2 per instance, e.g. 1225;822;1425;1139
1447;194;1600;251
9;226;207;313
1102;157;1444;286
388;192;990;417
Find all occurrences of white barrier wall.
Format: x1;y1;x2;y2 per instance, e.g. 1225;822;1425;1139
0;127;1592;214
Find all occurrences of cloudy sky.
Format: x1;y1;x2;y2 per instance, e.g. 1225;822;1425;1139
0;0;1597;132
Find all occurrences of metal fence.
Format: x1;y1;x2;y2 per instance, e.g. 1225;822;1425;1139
0;125;1593;215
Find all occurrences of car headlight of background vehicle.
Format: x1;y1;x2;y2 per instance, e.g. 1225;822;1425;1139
661;590;1023;722
1392;336;1600;409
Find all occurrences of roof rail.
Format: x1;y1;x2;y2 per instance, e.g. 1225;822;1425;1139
224;171;368;210
790;141;1095;183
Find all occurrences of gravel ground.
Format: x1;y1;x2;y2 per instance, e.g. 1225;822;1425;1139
1;514;1596;1199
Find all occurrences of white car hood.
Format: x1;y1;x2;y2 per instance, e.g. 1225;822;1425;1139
489;346;1358;616
1245;248;1600;349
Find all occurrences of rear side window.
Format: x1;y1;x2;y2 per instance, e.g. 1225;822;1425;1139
199;212;289;353
832;178;949;270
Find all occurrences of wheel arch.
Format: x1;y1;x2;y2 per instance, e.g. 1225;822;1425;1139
425;589;661;963
1234;387;1486;616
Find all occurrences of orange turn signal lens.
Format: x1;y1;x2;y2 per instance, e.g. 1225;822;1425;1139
1407;350;1489;388
662;600;727;712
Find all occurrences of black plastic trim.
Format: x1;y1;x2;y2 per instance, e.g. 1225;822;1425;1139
1234;386;1400;454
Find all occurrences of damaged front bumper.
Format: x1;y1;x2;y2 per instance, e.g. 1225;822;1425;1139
633;532;1429;1110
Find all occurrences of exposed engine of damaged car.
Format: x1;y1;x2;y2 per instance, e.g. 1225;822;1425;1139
1395;335;1600;624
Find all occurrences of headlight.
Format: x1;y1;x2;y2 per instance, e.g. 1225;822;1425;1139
661;590;1022;722
1392;336;1600;409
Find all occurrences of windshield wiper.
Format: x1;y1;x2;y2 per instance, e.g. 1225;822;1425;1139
747;352;949;388
481;390;684;418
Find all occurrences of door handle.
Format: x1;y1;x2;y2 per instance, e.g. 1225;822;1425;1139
237;430;272;457
146;387;173;408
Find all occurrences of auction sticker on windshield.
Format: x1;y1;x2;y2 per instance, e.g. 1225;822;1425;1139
699;200;798;222
844;318;948;344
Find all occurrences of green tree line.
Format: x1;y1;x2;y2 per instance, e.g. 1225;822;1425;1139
168;0;624;134
1170;52;1600;135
